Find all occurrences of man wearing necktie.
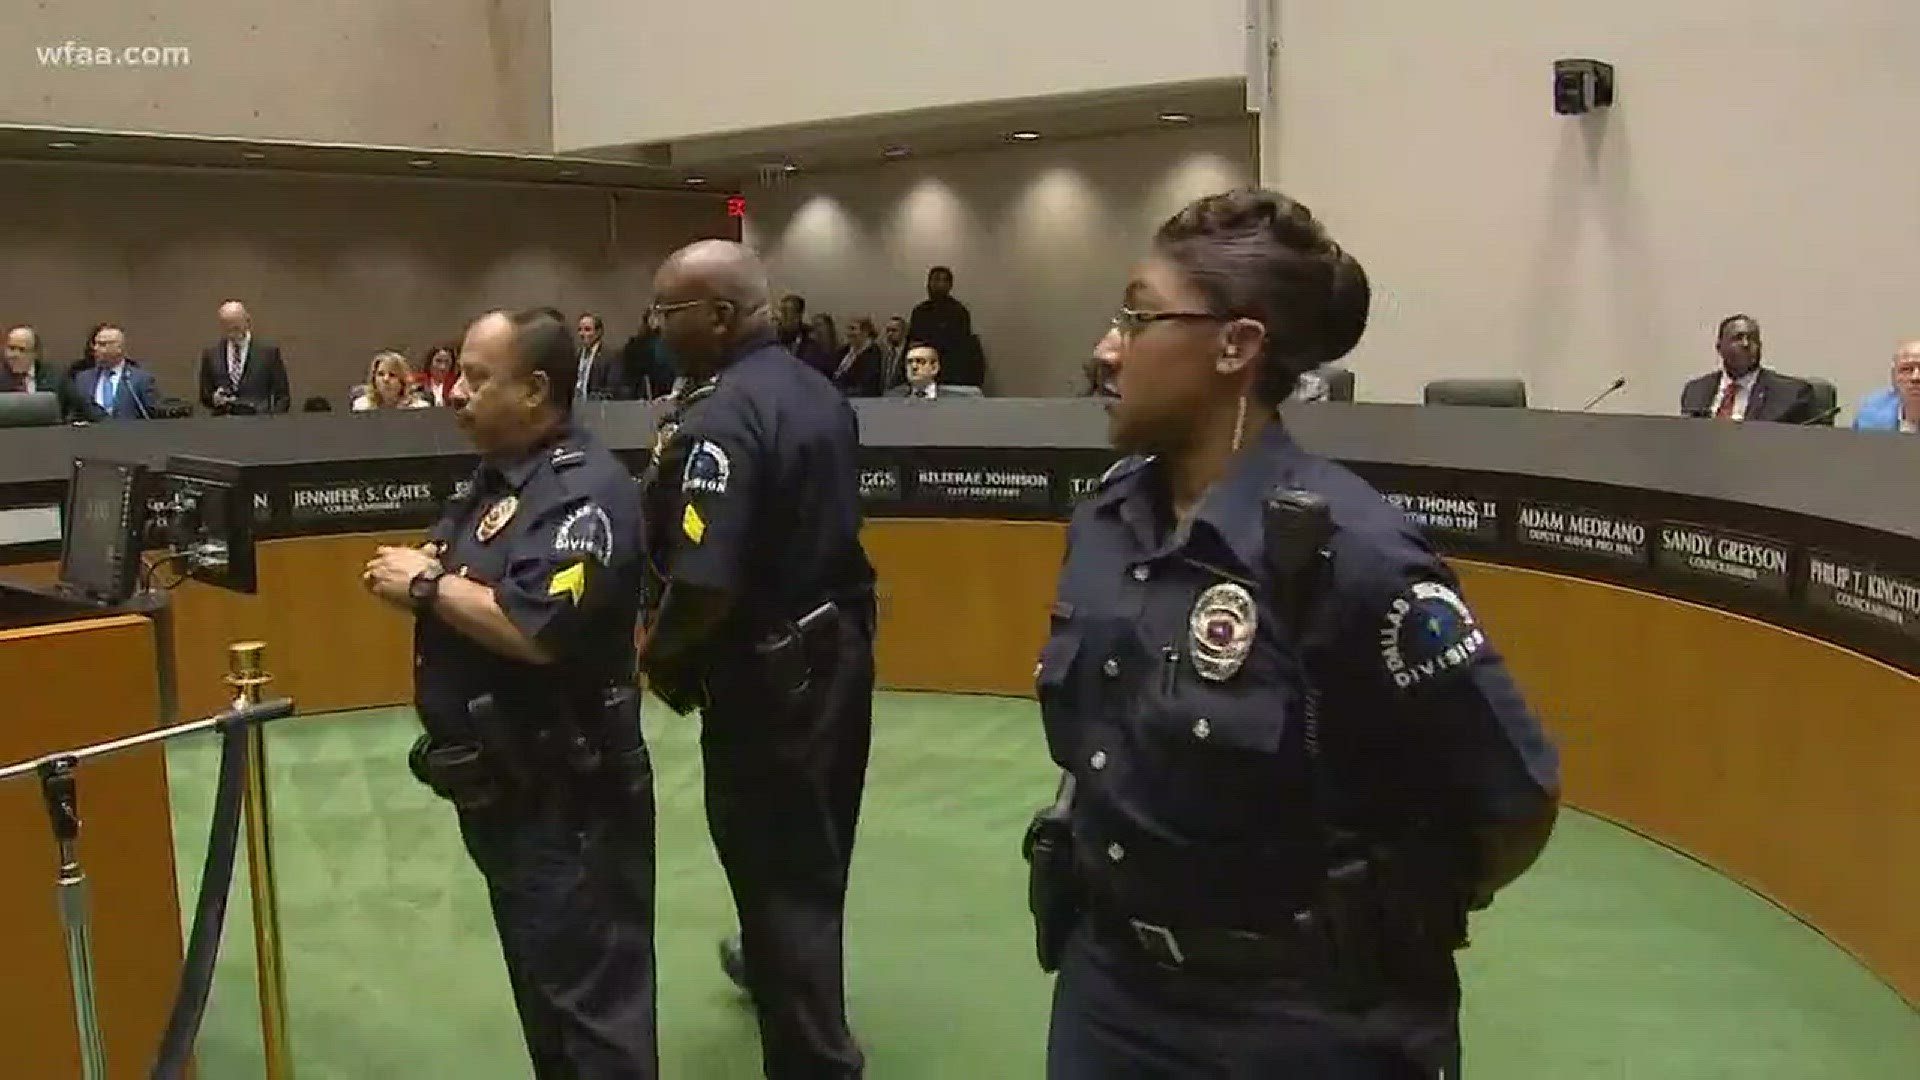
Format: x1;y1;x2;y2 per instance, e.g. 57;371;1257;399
574;312;631;401
76;324;160;421
197;300;291;414
1679;314;1817;423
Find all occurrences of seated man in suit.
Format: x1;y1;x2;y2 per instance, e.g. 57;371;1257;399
887;343;963;400
574;312;632;400
199;300;291;414
1679;314;1816;422
3;325;65;403
1853;338;1920;433
74;324;161;420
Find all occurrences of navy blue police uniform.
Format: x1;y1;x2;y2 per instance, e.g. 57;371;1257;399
1035;420;1559;1078
640;332;877;1079
412;421;657;1079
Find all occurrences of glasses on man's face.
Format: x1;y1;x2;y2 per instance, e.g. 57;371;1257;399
1110;306;1226;340
648;298;711;320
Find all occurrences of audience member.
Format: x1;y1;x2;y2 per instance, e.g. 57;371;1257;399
3;325;61;403
620;310;677;399
777;293;834;376
198;300;291;415
907;266;983;387
879;316;909;390
574;312;631;400
417;340;460;406
808;313;840;362
1852;339;1920;433
73;324;160;420
302;395;334;413
1679;314;1817;423
888;343;951;399
830;317;885;396
352;351;430;411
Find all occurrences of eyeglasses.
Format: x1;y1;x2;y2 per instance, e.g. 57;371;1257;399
648;298;712;319
1111;306;1227;339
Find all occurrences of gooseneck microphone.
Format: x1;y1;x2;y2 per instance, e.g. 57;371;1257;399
1580;376;1628;411
1797;403;1843;426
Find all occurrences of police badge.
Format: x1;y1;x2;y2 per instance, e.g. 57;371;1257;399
475;495;518;543
1189;582;1257;681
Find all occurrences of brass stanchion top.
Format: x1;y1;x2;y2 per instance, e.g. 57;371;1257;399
225;641;271;693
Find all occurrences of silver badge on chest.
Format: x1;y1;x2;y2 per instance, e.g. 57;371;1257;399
1188;582;1258;681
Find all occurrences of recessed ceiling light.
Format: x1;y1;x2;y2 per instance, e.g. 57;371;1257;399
46;140;82;150
1009;131;1042;141
557;168;580;178
241;150;267;161
882;145;911;160
685;176;708;186
408;158;436;169
1158;112;1193;123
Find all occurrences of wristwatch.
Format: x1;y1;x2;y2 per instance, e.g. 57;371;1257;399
408;564;447;611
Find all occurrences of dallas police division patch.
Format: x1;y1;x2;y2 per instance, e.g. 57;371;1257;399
1189;582;1258;681
683;440;731;496
552;503;613;564
474;495;518;543
1378;581;1486;690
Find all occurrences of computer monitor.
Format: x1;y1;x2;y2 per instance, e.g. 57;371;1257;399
0;391;60;428
59;457;149;603
154;455;257;594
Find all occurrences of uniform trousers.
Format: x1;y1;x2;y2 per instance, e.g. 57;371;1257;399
701;603;875;1079
1047;925;1461;1079
456;773;658;1080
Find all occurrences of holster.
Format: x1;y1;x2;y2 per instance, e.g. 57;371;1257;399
1022;774;1081;973
750;600;840;709
1293;836;1471;1008
580;686;651;805
407;735;508;812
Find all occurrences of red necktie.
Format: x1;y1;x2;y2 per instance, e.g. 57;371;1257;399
1713;380;1739;419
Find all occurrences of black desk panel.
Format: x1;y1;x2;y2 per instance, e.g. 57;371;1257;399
1;400;1914;671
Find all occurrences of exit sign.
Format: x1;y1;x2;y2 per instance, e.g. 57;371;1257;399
726;196;746;218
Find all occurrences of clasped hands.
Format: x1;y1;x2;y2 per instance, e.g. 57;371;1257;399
363;544;441;608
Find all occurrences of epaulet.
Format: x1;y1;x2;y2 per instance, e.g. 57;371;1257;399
678;378;720;410
551;445;587;470
1098;454;1153;490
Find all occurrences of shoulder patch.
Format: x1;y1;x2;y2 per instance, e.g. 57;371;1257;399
552;503;614;565
1378;580;1486;690
1099;454;1153;490
683;440;731;495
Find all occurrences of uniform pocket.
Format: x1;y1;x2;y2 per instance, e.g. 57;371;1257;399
1034;622;1083;766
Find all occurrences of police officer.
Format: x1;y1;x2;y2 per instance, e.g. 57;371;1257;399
1027;190;1560;1077
362;308;656;1079
638;240;876;1079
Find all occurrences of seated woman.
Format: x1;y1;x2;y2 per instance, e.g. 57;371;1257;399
415;340;460;407
352;351;430;411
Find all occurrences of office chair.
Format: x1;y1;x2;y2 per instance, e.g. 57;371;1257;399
1423;377;1528;408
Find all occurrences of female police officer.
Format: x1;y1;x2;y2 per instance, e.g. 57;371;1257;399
1030;189;1560;1077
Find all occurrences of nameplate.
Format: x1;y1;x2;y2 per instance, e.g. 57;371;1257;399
858;466;903;504
286;479;440;522
1654;523;1790;594
1515;502;1649;565
1806;554;1920;639
1382;491;1500;543
913;466;1053;510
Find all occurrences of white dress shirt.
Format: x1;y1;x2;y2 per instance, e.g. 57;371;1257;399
1710;369;1759;420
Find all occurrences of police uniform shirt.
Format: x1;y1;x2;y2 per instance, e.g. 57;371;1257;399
1036;421;1558;923
649;333;873;637
415;423;644;723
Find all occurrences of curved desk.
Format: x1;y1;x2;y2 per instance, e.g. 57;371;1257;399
0;400;1915;1010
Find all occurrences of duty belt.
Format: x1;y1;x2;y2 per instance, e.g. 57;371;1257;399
1085;904;1326;980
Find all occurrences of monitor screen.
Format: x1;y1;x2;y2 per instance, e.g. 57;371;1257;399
60;458;145;602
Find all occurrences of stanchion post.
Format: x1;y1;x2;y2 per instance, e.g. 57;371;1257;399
229;641;295;1079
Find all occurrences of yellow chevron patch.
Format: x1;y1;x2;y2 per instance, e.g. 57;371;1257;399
682;503;706;543
547;561;586;604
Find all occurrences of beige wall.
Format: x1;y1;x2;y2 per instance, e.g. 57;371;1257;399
1268;0;1920;418
552;0;1244;152
0;162;732;402
5;2;551;152
743;120;1258;397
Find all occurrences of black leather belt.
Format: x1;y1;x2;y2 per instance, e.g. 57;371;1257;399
1086;906;1323;979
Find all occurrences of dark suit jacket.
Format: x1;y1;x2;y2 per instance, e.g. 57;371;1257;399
830;344;884;397
907;297;984;387
1680;367;1817;423
74;362;161;420
618;333;677;399
199;339;291;414
575;345;634;401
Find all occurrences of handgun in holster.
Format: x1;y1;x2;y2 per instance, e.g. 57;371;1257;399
1022;772;1080;973
752;600;839;708
407;695;529;812
584;686;651;805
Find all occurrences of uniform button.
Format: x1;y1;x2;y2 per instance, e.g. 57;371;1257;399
1193;718;1211;740
1101;658;1120;678
1090;750;1107;771
1131;565;1151;582
1106;842;1126;863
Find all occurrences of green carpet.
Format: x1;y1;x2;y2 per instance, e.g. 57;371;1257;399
159;694;1920;1078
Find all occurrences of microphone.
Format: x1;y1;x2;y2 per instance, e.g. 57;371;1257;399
1580;376;1627;411
1798;402;1842;426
